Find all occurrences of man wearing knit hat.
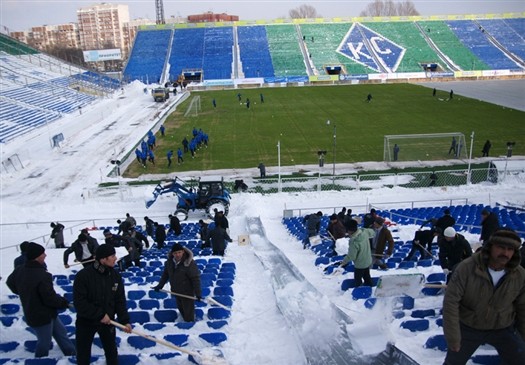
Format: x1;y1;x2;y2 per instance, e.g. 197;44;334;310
438;227;472;283
63;233;99;268
153;243;202;322
73;244;132;365
6;243;76;358
371;217;395;269
443;229;525;365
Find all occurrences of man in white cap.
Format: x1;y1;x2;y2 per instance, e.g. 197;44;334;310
438;227;472;283
443;229;525;364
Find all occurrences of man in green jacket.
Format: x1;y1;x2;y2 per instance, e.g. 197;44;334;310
443;229;525;365
340;220;375;287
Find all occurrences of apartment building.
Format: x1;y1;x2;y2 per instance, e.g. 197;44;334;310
11;23;80;51
77;3;130;56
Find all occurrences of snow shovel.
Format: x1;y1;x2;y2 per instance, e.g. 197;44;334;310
67;258;95;267
374;273;426;298
413;240;436;259
110;320;228;365
157;288;232;311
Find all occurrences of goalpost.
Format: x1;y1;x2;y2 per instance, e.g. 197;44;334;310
384;132;468;162
184;95;201;117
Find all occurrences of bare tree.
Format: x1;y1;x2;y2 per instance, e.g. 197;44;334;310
289;4;321;19
360;0;419;17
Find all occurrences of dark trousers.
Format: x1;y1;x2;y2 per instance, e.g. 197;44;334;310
354;267;373;287
175;297;195;322
444;322;525;365
405;241;429;261
75;318;118;365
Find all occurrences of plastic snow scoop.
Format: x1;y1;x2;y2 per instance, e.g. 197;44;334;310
374;273;426;298
110;320;228;365
309;235;322;246
157;288;232;311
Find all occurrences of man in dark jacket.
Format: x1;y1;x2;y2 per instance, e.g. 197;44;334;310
443;229;525;365
363;208;377;228
154;222;166;249
404;227;442;261
130;228;149;250
116;219;132;235
438;227;472;283
436;209;456;232
206;225;233;256
50;222;65;248
168;214;182;236
122;230;142;268
480;209;499;244
7;243;76;358
327;214;346;240
302;211;323;249
14;241;29;268
372;218;395;269
64;233;99;268
199;219;209;247
214;210;229;233
73;244;132;365
144;216;155;238
154;244;202;322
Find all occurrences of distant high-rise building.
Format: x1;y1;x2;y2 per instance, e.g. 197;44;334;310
77;3;130;55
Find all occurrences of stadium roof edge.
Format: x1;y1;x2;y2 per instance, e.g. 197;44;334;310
139;12;524;31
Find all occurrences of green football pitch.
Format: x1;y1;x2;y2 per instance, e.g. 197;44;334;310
123;83;524;177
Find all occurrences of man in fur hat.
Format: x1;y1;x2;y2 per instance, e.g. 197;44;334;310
153;243;202;322
443;229;525;365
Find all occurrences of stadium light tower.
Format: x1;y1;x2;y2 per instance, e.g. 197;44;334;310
155;0;166;25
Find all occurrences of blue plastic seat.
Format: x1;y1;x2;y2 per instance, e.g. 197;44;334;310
175;322;195;330
128;311;150;324
126;300;137;309
411;309;436;318
164;334;189;347
128;335;156;350
398;261;415;269
352;286;372;300
470;355;502;365
424;334;447;351
199;332;227;345
341;278;356;291
216;279;234;287
427;273;446;282
139;299;160;310
128;290;146;300
0;316;18;327
154;309;177;323
143;323;165;331
148;290;168;299
207;320;228;329
207;308;231;320
400;319;429;332
0;303;20;315
116;354;140;365
0;341;19;353
213;287;234;296
211;296;233;308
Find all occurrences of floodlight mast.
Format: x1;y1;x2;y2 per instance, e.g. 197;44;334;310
155;0;165;25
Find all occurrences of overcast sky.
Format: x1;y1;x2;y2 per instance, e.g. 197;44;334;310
1;0;524;32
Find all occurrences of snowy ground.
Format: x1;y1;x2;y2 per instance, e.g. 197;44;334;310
1;80;524;365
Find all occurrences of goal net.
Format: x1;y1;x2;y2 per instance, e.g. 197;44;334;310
384;132;467;163
184;96;201;117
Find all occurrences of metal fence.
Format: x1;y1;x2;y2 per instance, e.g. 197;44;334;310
233;167;523;194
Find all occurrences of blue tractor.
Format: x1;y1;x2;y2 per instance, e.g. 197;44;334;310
146;176;230;221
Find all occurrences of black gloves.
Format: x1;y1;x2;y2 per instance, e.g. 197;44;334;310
153;285;161;292
197;296;202;301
